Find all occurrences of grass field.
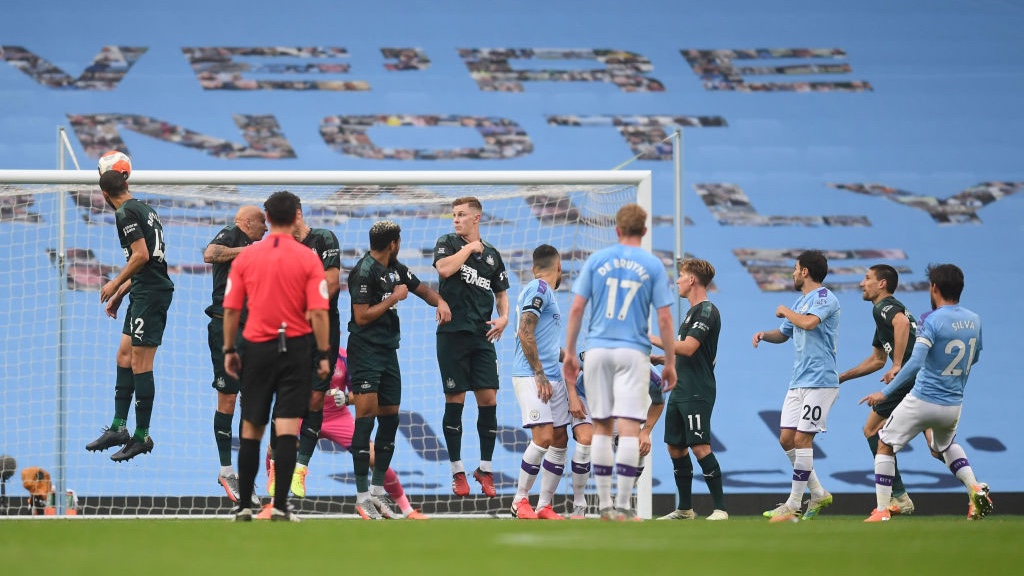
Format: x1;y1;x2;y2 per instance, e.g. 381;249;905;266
3;516;1022;575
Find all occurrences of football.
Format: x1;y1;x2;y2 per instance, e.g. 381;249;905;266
97;150;132;179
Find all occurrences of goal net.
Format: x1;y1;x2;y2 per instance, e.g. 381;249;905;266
0;169;651;518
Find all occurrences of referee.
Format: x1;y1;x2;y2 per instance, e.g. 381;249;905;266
222;191;331;522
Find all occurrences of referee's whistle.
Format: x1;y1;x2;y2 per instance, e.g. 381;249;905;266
278;322;287;353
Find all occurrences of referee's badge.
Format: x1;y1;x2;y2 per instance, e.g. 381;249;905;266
319;279;329;299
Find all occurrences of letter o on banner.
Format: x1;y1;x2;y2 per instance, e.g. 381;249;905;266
319;114;533;160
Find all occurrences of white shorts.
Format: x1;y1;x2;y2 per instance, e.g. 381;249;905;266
512;376;570;429
571;394;593;429
879;393;962;453
582;347;649;421
780;387;839;434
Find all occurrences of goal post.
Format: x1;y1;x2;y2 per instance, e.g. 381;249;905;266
0;169;655;518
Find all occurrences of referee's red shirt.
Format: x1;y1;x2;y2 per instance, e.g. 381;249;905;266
224;232;328;343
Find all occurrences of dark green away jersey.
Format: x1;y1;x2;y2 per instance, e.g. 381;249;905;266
872;295;917;365
347;253;422;349
205;225;253;317
115;198;173;293
301;227;342;317
432;232;509;335
673;300;720;403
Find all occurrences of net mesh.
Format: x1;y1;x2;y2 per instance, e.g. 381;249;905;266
0;171;643;517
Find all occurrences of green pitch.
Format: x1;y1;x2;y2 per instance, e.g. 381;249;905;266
2;516;1022;575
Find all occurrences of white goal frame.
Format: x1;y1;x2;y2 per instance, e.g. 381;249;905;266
0;169;655;519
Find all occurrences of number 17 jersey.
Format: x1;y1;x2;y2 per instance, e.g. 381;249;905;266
573;244;673;354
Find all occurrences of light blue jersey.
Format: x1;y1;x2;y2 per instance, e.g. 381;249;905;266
512;278;563;380
779;287;840;389
573;244;674;354
882;305;982;407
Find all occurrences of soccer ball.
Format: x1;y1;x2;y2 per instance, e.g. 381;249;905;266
97;150;131;179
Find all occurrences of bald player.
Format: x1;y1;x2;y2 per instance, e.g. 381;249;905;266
203;205;267;503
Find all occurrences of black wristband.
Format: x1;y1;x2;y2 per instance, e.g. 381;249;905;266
223;347;236;354
317;349;331;362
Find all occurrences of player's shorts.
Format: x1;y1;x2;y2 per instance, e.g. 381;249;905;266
879;393;962;453
121;289;173;347
512;376;570;429
436;331;499;394
207;316;240;395
664;399;714;447
347;336;402;407
239;335;313;424
780;387;839;434
582;347;649;421
871;378;915;418
571;394;593;429
320;404;354;449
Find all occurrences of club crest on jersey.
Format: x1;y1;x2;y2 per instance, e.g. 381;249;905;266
528;409;540;422
485;254;494;266
445;378;456;389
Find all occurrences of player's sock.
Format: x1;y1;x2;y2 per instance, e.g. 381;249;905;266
268;421;277;454
786;447;825;499
942;443;979;488
214;411;234;467
592;434;614;511
384;468;413;514
442;402;464;463
787;448;813;510
537;446;566;508
297;409;323;466
450;461;465;475
671;455;694;510
220;465;233;477
237;437;260;509
352;416;374;494
273;434;298;512
477;405;498;462
874;453;896;510
614;436;640;511
697;453;726;510
570;443;591;508
132;371;155;439
515;441;548;501
371;414;399;487
869;434;905;496
112;365;134;426
478;460;493;473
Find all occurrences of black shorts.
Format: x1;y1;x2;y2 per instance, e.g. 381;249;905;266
207;317;243;395
664;399;714;448
436;331;499;394
240;335;313;425
872;379;914;418
121;289;173;347
347;336;402;407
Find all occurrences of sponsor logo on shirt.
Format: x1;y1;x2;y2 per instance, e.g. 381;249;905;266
122;223;138;236
459;265;492;290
